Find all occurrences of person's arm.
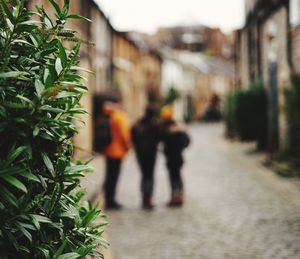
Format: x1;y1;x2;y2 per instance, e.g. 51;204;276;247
182;131;190;148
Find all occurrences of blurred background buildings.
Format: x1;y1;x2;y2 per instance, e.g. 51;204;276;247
25;0;300;200
27;0;236;164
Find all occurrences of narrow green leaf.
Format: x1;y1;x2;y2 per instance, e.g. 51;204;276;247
43;68;50;85
82;209;100;227
53;238;68;259
15;222;32;243
29;34;39;47
2;175;27;193
6;17;14;31
49;0;61;15
0;71;28;79
44;67;56;87
37;247;50;258
61;0;70;17
15;24;36;33
70;66;95;75
57;41;67;67
57;253;80;259
44;17;53;29
12;39;34;46
7;146;27;164
0;186;18;207
55;58;63;75
0;167;24;176
39;105;64;113
67;14;91;22
19;20;41;25
20;171;40;182
56;91;77;99
66;164;93;174
16;95;34;105
33;126;40;137
30;214;52;224
41;152;54;173
18;222;36;231
0;0;15;23
46;39;59;49
35;79;45;97
60;81;85;87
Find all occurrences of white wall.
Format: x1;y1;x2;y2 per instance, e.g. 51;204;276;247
290;0;300;27
162;59;187;121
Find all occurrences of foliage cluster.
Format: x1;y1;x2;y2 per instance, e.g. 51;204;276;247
225;79;267;149
164;87;181;105
284;74;300;158
0;0;106;258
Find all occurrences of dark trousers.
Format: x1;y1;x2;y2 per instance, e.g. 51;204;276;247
137;153;156;198
104;158;122;205
166;159;183;197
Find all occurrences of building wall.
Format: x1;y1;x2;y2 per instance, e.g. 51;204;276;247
90;7;113;94
292;25;300;72
245;0;256;16
239;29;250;87
261;7;290;89
194;73;211;119
290;0;300;26
141;53;162;101
260;6;290;147
113;34;148;122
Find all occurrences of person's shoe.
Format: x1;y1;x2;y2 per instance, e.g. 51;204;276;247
142;197;155;210
167;195;183;207
105;201;123;210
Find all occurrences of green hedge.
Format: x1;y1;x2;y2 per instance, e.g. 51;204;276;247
285;74;300;158
226;80;267;149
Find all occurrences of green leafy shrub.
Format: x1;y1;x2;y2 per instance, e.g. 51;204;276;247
0;0;107;258
164;87;181;105
225;89;240;137
225;80;267;149
285;74;300;158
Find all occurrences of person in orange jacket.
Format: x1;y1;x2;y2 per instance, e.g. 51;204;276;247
102;99;131;210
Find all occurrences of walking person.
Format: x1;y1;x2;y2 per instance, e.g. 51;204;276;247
132;105;161;209
160;105;190;207
101;95;131;210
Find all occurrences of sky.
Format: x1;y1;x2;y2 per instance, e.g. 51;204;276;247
97;0;245;34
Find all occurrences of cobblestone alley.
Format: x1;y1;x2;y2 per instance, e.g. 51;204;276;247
105;124;300;259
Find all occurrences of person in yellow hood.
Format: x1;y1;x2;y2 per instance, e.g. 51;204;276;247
102;99;131;210
160;105;190;207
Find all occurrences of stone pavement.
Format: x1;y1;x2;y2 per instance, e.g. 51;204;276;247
101;123;300;259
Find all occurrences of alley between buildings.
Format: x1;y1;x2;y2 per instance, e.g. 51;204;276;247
103;124;300;259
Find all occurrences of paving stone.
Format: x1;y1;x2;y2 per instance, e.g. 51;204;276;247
100;124;300;259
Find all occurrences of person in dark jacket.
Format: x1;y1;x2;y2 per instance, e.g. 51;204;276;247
161;105;190;207
132;106;161;209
